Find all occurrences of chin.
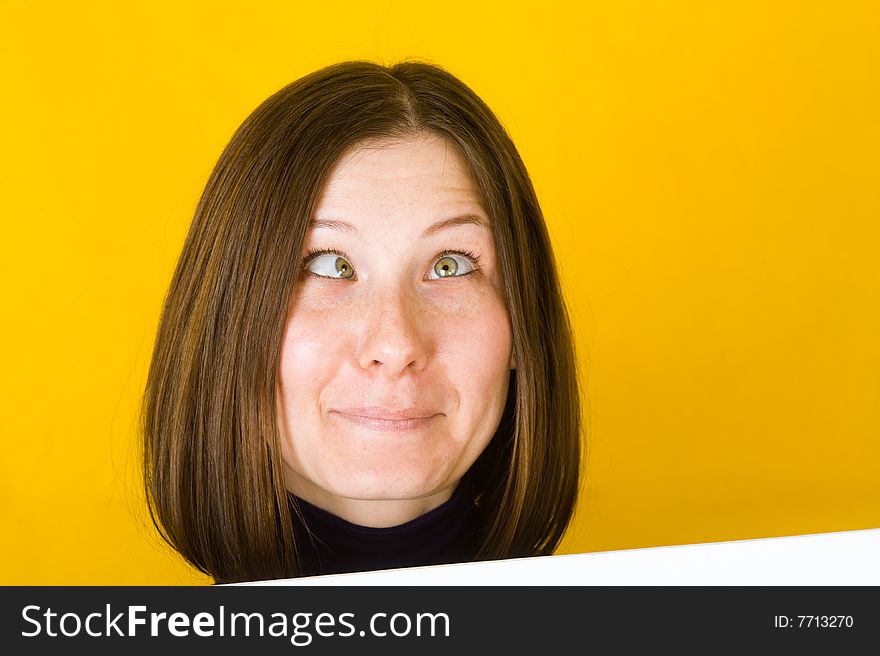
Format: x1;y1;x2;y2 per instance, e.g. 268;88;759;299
322;462;454;502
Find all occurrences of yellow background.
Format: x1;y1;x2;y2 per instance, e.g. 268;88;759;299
1;1;877;584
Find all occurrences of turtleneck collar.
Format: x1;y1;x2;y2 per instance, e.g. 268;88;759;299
289;477;483;577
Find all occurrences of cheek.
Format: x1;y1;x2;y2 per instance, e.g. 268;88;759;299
278;309;347;404
434;289;512;396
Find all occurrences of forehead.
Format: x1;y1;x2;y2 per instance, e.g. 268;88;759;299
314;134;487;223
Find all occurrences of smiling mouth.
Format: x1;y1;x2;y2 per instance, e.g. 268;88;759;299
330;408;442;433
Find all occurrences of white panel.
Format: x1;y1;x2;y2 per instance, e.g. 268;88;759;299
237;528;880;586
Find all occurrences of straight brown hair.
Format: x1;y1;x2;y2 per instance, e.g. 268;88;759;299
143;61;581;584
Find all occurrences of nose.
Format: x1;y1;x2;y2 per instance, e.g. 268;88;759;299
356;284;428;376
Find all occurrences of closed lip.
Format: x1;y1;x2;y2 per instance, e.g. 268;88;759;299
332;407;441;421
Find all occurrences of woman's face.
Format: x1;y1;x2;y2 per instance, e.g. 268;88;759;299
277;133;514;526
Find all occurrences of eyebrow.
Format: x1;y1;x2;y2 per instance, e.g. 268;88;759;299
309;214;490;238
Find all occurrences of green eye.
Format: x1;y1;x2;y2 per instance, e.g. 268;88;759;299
433;256;459;277
306;253;355;279
334;257;353;278
429;253;476;279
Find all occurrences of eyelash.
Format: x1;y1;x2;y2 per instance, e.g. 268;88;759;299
301;248;482;280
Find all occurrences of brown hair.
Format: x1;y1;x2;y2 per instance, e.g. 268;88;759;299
143;61;581;584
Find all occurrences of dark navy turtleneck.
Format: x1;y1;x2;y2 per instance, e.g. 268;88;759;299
289;479;484;577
